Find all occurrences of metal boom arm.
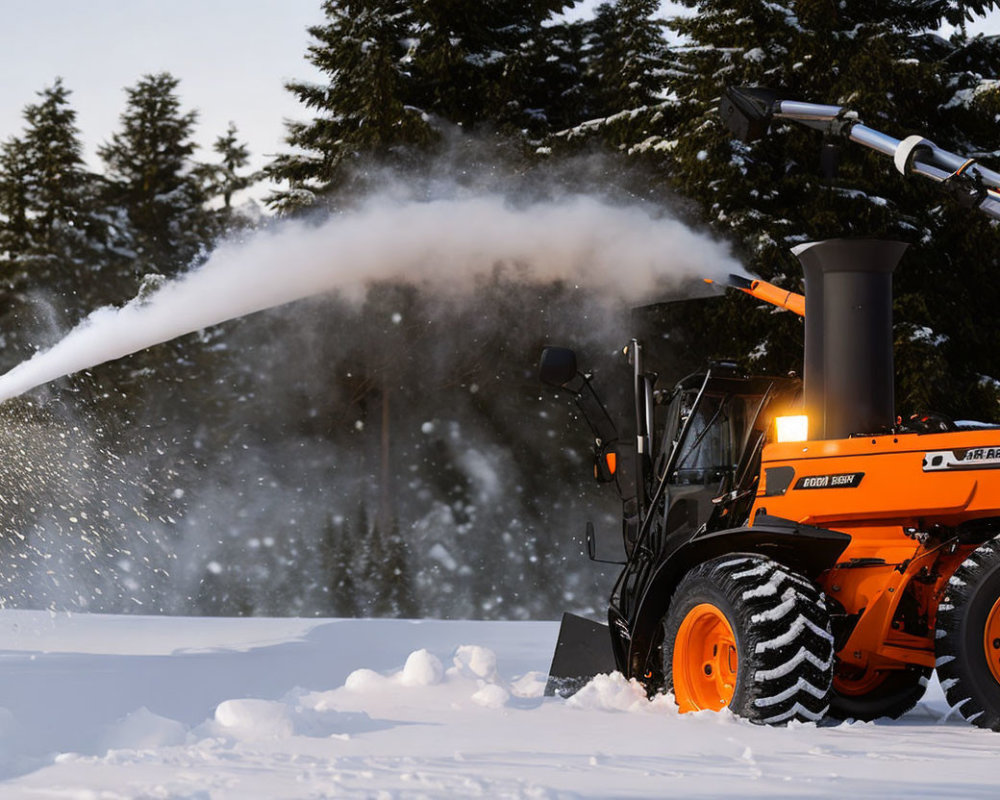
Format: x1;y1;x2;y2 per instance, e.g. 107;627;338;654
720;87;1000;221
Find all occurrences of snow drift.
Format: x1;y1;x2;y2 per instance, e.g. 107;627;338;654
1;610;998;799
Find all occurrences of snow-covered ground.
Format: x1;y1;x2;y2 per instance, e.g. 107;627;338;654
0;610;998;799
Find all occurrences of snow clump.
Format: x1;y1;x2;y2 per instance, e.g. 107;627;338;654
401;648;444;686
331;645;529;717
344;667;388;693
472;684;511;709
451;645;499;681
566;672;675;714
213;698;295;739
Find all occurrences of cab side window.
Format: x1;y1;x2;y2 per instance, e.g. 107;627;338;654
671;394;731;485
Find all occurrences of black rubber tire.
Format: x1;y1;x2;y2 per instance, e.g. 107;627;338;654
827;666;931;721
936;537;1000;731
662;554;834;725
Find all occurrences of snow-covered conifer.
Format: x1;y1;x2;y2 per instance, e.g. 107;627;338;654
267;0;433;213
99;72;214;279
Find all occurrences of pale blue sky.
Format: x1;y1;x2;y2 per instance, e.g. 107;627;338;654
0;1;995;196
1;1;326;179
0;1;615;188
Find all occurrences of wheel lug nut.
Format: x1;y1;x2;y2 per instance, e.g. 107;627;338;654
993;638;1000;650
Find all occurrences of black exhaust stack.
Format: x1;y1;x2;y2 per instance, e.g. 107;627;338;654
794;239;907;440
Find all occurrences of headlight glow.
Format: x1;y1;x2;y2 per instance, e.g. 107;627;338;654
775;415;809;443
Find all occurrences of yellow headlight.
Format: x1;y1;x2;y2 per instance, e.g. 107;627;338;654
775;415;808;443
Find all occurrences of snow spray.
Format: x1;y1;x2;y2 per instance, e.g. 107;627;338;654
0;193;740;403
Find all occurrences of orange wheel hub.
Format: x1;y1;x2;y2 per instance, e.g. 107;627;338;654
984;596;1000;684
834;668;890;697
672;603;739;713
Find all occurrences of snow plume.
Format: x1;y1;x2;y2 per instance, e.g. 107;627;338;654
0;191;738;403
0;401;182;612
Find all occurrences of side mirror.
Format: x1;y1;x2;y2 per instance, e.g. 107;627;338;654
539;346;579;389
720;86;778;142
585;519;626;565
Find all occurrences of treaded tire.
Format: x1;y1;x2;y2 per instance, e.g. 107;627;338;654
936;537;1000;731
827;667;931;721
662;554;834;725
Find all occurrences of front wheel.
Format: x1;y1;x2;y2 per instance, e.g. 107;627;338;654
936;537;1000;730
661;554;834;725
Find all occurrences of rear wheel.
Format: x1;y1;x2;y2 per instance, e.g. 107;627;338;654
828;665;931;721
936;538;1000;730
661;555;834;724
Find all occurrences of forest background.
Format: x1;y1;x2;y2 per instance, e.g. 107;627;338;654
0;0;998;620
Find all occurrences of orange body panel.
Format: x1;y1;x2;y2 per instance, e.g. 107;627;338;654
755;430;1000;527
750;429;1000;679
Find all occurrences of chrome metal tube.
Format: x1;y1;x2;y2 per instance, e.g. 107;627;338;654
850;124;1000;190
916;151;1000;189
848;125;900;158
982;197;1000;220
919;146;972;174
775;100;844;121
973;163;1000;189
909;160;951;183
731;86;1000;219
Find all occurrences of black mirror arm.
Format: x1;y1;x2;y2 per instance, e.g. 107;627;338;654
573;374;619;447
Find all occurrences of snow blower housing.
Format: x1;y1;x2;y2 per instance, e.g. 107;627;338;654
541;89;1000;729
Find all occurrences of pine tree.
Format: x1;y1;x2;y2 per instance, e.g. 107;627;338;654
545;2;676;165
98;72;215;280
267;0;433;212
535;18;593;132
212;122;254;211
665;0;1000;259
268;0;585;210
660;0;1000;418
589;0;670;115
892;25;1000;416
318;514;337;613
364;519;390;616
0;137;31;264
21;79;89;250
0;81;97;277
349;497;386;616
0;81;111;366
86;74;231;427
323;514;360;617
407;0;575;134
19;80;110;309
383;517;418;618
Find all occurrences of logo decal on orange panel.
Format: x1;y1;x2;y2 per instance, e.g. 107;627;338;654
793;472;864;490
923;447;1000;472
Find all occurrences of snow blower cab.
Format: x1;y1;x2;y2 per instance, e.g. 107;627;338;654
541;88;1000;730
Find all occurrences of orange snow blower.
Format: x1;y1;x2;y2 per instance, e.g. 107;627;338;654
541;88;1000;729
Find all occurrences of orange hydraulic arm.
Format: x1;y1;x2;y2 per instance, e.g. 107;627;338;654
704;274;805;317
